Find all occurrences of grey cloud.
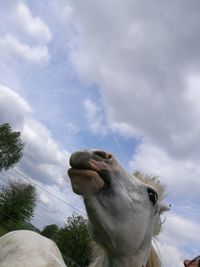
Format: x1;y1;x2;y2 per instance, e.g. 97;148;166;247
67;0;200;160
0;85;31;127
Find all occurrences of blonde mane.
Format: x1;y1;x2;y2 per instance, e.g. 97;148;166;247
90;171;165;267
134;171;165;267
146;245;161;267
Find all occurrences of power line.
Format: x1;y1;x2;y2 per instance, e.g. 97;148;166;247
0;173;52;227
10;169;87;216
0;171;87;229
0;214;17;230
0;210;40;233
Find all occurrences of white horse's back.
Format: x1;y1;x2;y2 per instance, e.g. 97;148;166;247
0;230;66;267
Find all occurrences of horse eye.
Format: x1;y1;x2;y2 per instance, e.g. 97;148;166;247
147;188;158;204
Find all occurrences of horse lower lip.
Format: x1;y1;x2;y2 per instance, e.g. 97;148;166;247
68;168;111;186
68;168;105;195
68;168;97;177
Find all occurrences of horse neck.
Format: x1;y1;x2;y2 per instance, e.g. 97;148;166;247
89;244;161;267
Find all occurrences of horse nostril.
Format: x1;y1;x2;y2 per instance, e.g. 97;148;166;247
93;150;112;160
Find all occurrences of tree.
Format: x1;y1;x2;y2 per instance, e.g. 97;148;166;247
56;213;91;267
41;224;59;240
0;180;37;229
0;123;24;171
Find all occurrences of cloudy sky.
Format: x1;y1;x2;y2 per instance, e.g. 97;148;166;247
1;1;200;266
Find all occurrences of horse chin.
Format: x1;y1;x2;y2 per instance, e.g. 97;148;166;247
68;168;105;195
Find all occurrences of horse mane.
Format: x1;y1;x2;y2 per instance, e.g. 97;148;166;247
146;244;161;267
134;171;165;267
89;242;108;267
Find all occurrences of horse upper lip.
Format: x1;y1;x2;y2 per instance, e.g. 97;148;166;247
69;151;112;189
69;151;112;170
69;152;91;170
69;162;111;189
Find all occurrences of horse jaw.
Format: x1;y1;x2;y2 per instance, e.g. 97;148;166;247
84;175;158;267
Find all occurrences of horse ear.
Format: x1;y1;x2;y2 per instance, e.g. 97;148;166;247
160;203;171;213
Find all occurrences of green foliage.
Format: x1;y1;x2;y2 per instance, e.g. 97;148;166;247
56;213;91;267
0;225;7;237
0;180;37;229
41;224;59;240
0;123;24;171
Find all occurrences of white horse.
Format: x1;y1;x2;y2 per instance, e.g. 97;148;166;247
68;149;169;267
0;149;169;267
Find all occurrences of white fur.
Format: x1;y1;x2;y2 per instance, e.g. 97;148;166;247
0;230;66;267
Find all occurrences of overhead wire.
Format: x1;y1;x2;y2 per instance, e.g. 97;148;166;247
10;168;87;216
0;214;18;231
0;164;92;267
0;210;40;233
0;173;51;228
0;177;82;267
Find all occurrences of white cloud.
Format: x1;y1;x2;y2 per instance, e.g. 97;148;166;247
159;243;183;267
84;98;107;135
157;212;200;267
0;84;32;127
20;118;69;184
161;213;200;247
0;1;52;64
110;121;140;138
0;85;68;185
129;141;200;199
39;194;50;205
10;1;52;43
0;35;49;63
22;118;67;166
